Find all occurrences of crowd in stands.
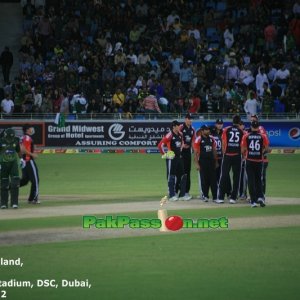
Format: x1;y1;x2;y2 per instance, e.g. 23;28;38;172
1;0;300;117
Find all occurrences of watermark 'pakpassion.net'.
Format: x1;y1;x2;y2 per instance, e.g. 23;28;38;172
83;216;229;231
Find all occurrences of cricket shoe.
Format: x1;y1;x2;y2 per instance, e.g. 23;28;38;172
257;198;266;207
229;199;237;204
185;193;193;200
12;205;18;209
179;195;192;201
251;202;258;208
1;205;7;209
33;197;40;204
169;196;179;201
202;197;209;202
214;199;224;204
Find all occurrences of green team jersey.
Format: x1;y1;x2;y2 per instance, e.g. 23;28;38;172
0;137;20;163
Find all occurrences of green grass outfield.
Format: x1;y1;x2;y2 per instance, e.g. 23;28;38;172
0;154;299;300
0;228;299;300
19;153;300;201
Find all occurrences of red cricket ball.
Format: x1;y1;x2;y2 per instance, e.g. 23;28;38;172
165;215;183;231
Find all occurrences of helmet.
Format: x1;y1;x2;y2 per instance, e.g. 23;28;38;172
4;128;16;142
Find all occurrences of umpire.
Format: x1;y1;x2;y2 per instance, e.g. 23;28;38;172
216;115;244;204
241;120;269;207
193;124;218;202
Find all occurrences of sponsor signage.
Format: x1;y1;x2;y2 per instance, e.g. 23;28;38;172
1;120;299;148
45;122;170;147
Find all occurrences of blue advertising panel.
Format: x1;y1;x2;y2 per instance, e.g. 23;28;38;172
192;121;300;148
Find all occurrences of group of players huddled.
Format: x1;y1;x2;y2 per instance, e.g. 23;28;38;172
158;114;269;208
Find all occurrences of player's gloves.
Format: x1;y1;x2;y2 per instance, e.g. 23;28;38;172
20;159;26;169
162;151;175;159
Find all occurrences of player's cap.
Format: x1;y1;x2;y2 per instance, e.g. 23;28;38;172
215;118;223;124
200;124;210;130
171;120;180;127
251;114;259;120
185;113;193;119
251;120;259;128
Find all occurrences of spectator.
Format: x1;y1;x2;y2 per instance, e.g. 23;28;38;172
114;49;127;66
102;64;115;86
264;22;277;51
22;0;35;32
60;92;69;114
293;1;300;16
33;87;43;112
224;26;234;49
188;93;201;114
135;0;149;18
289;14;300;49
226;60;240;82
161;73;173;99
169;52;183;76
112;88;125;110
261;83;273;114
138;50;151;67
0;47;13;84
239;65;254;86
166;11;180;30
129;25;145;44
180;62;193;91
188;24;201;43
273;64;290;95
127;48;138;65
1;94;14;115
267;63;277;81
256;67;269;97
244;91;260;119
158;97;168;113
37;15;52;44
143;94;161;113
274;97;285;113
271;81;283;99
87;98;100;114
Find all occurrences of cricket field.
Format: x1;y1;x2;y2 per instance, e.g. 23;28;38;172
0;153;299;300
